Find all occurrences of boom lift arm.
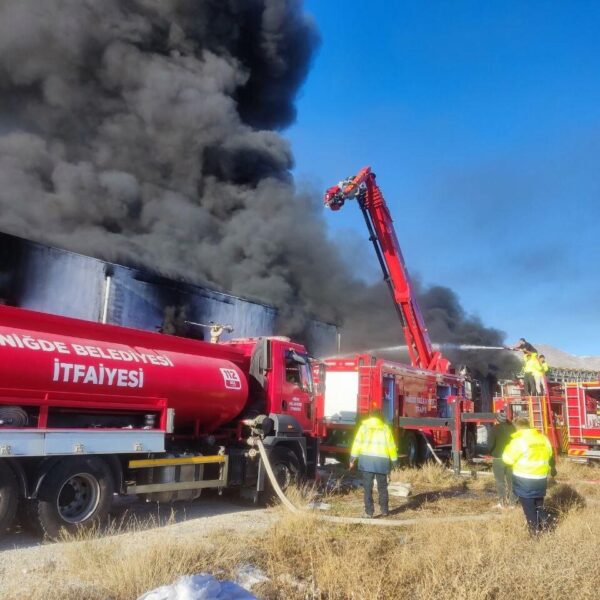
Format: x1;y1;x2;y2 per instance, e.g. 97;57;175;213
325;166;450;373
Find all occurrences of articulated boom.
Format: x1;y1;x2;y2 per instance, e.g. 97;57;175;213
325;166;450;373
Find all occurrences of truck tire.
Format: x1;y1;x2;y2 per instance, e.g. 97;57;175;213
28;457;115;539
267;447;300;494
0;461;18;536
403;432;419;467
417;435;434;464
463;428;476;461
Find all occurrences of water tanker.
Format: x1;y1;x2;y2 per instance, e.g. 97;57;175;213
0;305;318;539
0;305;249;432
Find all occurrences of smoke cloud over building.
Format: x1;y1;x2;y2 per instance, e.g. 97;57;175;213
0;0;516;375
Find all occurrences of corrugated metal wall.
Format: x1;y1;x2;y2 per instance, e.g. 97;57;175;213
0;232;337;356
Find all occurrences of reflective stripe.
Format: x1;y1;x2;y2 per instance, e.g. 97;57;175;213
359;452;392;458
355;440;392;447
512;472;547;480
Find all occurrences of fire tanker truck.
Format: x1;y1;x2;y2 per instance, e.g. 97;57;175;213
0;305;319;538
315;167;494;468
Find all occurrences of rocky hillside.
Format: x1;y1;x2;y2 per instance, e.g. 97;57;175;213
535;344;600;371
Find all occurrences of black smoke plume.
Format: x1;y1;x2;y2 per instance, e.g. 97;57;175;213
0;0;516;376
338;280;519;377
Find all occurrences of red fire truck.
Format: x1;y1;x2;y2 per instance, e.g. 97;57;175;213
316;167;494;469
564;381;600;459
494;375;600;461
0;305;319;538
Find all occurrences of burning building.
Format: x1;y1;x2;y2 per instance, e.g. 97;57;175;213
0;231;337;356
0;0;515;378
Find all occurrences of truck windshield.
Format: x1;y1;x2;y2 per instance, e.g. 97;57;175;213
299;361;314;393
285;351;313;393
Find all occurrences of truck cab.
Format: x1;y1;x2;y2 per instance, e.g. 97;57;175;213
221;337;316;434
220;336;320;487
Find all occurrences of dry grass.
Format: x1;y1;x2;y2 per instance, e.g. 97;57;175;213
249;503;599;600
391;462;460;487
555;457;600;481
13;504;593;600
4;534;243;600
322;463;495;518
3;460;599;599
554;458;600;499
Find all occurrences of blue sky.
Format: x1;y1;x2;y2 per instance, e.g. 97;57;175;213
286;0;600;355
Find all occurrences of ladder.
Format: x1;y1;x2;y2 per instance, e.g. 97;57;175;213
527;395;545;431
357;363;375;415
565;384;584;443
521;393;559;453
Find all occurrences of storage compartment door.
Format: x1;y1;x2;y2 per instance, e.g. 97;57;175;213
324;371;359;423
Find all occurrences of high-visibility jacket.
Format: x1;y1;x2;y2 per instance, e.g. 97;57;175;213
523;352;542;374
540;361;549;374
502;428;553;479
350;416;398;474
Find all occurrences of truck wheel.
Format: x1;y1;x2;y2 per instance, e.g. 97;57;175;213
463;429;476;461
418;435;433;464
267;447;300;493
403;432;419;467
29;457;115;539
0;462;18;536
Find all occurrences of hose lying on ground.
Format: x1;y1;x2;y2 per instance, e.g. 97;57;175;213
255;440;500;528
424;439;444;466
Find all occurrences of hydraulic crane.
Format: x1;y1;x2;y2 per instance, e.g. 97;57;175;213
325;166;450;374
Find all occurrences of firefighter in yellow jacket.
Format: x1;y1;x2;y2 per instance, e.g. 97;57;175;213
535;354;550;394
508;339;540;395
502;415;556;534
350;410;398;518
523;351;542;396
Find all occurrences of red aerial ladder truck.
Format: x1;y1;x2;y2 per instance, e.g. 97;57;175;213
316;167;495;471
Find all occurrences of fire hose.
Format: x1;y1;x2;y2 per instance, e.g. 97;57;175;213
423;439;444;466
255;439;499;527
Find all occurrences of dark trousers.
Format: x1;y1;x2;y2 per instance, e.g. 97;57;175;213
519;496;551;534
362;472;389;516
492;458;516;505
524;373;537;395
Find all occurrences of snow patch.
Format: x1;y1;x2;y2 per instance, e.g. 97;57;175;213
234;564;269;590
306;501;331;510
137;574;257;600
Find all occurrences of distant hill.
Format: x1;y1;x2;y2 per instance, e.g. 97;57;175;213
535;344;600;371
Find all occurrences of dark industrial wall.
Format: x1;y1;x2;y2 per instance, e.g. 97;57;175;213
0;232;338;356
